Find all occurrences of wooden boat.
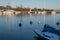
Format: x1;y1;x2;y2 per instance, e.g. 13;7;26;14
34;24;60;40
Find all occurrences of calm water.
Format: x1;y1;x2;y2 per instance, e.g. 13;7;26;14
0;13;60;40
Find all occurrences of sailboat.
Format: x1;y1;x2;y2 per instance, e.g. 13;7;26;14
51;11;56;16
38;11;41;14
41;11;46;15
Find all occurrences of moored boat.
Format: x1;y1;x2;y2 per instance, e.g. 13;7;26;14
34;24;60;40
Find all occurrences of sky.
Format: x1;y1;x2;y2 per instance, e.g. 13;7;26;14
0;0;60;10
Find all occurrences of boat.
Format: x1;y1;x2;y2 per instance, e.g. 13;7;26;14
51;11;56;15
41;11;46;15
34;24;60;40
38;11;41;14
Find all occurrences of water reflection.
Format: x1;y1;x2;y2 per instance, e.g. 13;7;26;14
6;16;13;32
19;25;22;32
0;13;60;40
34;36;47;40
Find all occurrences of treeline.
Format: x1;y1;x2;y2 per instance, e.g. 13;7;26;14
0;5;54;11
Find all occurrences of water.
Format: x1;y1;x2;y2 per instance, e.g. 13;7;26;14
0;13;60;40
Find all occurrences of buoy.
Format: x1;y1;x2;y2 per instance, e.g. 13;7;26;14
56;22;59;25
38;21;40;24
19;23;22;27
30;21;32;24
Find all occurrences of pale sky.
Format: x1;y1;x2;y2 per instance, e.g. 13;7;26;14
0;0;60;10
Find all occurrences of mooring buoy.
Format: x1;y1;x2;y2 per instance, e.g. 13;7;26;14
30;21;33;24
37;21;40;24
19;23;22;27
56;22;59;25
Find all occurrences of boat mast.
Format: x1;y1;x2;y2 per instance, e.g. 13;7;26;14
43;0;46;25
53;12;55;27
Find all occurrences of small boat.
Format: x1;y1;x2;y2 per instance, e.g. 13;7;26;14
41;11;46;15
34;24;60;40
